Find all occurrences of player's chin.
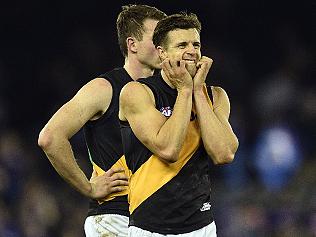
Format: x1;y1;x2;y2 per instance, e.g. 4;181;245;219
185;63;197;77
153;63;162;70
151;60;162;70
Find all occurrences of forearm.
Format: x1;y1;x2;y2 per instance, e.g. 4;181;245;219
39;133;92;196
194;90;238;164
153;89;192;161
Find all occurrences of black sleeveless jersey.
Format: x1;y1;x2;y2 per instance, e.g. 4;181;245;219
120;74;214;234
83;67;132;217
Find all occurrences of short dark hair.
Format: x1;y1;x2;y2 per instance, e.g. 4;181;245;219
116;4;167;57
153;12;201;48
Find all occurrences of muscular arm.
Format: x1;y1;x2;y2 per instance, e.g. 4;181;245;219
119;81;192;163
38;78;128;199
194;86;239;164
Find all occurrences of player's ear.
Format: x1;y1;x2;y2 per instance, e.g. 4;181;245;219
127;37;137;53
157;46;167;60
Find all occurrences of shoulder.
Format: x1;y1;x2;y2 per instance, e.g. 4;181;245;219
211;86;229;101
211;86;231;112
73;78;113;113
120;81;150;102
85;78;112;91
120;81;155;111
77;78;113;99
211;86;226;95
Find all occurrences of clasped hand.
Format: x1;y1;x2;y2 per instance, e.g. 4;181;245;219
161;56;213;91
193;56;213;91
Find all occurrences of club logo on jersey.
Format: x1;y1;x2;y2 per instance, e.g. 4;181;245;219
160;106;172;117
200;202;211;212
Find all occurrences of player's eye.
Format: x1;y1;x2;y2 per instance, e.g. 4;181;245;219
177;43;187;49
193;43;201;49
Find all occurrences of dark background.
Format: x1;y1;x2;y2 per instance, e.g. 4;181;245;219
0;0;315;236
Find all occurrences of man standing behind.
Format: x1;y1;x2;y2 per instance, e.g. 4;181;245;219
38;5;166;237
119;13;239;236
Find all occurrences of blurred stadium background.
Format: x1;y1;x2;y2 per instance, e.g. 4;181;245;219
0;0;314;236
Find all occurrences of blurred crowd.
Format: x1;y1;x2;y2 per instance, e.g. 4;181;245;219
0;0;315;236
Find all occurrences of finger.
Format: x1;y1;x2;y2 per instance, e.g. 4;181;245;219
179;60;186;69
201;57;213;68
209;59;214;68
110;186;127;193
105;167;125;177
161;59;172;76
206;57;213;66
110;167;125;173
110;180;129;187
196;59;211;71
110;173;128;181
196;61;203;68
169;59;178;68
161;59;171;70
201;56;212;61
200;56;208;61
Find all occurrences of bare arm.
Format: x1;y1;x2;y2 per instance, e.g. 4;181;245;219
120;81;192;163
193;56;238;164
194;86;239;164
38;78;128;199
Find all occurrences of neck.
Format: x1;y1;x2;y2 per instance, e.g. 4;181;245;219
123;56;155;81
161;70;176;89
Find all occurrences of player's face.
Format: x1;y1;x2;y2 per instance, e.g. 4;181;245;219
159;28;201;77
136;19;161;70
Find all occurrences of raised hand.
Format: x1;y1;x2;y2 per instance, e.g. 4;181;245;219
161;58;193;91
89;167;128;200
193;56;213;91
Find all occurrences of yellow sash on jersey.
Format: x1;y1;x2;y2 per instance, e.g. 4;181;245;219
92;155;131;204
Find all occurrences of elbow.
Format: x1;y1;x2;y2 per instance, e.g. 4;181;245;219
212;151;235;165
156;148;179;163
213;138;239;165
38;128;54;152
146;139;180;163
207;144;237;165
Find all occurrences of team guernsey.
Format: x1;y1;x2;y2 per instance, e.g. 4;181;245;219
120;74;215;234
83;67;132;217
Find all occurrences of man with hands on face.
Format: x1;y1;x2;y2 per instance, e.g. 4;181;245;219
119;12;239;237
